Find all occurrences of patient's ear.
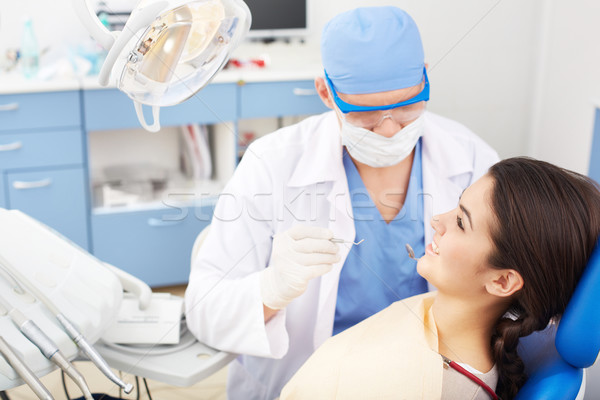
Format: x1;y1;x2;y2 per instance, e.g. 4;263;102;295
485;269;524;297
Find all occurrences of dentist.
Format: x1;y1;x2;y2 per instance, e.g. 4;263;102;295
185;6;499;399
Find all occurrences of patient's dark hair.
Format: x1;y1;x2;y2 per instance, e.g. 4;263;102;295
486;157;600;400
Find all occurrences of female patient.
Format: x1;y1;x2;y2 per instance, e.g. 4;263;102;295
281;157;600;400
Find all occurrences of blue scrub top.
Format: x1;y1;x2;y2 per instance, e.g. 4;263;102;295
333;140;428;335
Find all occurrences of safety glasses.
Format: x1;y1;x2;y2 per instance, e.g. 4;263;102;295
325;67;429;130
325;67;430;113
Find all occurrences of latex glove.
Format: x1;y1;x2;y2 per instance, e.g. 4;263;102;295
260;225;341;310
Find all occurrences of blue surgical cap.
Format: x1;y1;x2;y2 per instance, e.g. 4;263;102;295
322;6;425;95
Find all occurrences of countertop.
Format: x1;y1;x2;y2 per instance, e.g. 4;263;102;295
0;42;323;95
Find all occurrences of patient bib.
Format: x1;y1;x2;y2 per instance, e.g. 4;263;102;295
282;292;444;399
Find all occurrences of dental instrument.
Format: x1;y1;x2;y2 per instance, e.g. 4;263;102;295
0;293;94;400
0;255;133;394
0;336;54;400
331;238;365;245
405;243;419;261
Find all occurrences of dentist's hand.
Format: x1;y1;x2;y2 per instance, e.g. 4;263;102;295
260;225;341;310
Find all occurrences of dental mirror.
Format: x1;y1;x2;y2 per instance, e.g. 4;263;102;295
405;243;420;261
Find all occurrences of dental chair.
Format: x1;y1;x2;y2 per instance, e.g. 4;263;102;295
515;241;600;399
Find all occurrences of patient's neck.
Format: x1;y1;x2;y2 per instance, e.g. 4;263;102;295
432;292;506;373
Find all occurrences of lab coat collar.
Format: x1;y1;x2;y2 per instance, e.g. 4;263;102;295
288;111;474;188
288;111;343;188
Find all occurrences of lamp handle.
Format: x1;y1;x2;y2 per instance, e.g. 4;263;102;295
98;1;168;86
72;0;116;50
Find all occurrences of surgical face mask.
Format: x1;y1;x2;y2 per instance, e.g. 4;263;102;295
338;112;425;168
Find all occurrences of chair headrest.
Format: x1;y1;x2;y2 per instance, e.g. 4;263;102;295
556;240;600;368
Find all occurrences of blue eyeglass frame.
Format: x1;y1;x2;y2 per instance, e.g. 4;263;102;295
324;67;430;114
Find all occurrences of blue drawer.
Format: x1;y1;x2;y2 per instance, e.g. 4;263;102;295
84;84;238;131
0;129;84;169
239;80;328;119
91;205;214;287
7;167;89;250
0;91;81;132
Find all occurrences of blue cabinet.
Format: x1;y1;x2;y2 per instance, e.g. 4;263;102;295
91;206;214;287
239;80;328;118
0;129;83;169
6;168;89;249
0;91;81;132
83;83;238;130
0;91;89;250
1;79;326;287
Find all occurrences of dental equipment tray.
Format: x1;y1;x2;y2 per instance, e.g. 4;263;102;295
94;327;237;387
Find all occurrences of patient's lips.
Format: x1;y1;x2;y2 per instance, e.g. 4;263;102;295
432;241;440;254
425;243;438;256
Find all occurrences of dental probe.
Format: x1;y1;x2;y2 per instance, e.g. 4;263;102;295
0;256;133;394
331;238;365;245
0;336;54;400
0;294;94;400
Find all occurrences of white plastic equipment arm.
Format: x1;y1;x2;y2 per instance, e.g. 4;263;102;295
103;263;152;310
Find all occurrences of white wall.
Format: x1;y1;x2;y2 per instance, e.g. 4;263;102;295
0;0;91;54
529;0;600;174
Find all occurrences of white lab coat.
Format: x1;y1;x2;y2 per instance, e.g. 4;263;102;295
185;110;499;400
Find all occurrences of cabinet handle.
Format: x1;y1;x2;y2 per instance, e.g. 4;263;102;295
0;103;19;111
0;141;22;152
13;179;52;190
147;217;183;227
292;88;317;96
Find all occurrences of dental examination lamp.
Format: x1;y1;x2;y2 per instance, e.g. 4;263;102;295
73;0;251;132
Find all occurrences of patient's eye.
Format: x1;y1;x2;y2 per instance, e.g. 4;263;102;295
456;215;464;231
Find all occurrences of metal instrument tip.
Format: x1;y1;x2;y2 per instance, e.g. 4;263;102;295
331;238;365;246
405;243;419;261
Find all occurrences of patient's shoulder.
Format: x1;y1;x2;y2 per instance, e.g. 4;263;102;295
324;292;438;352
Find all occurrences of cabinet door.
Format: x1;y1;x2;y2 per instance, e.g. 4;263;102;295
0;129;83;170
83;84;237;131
239;80;328;119
7;168;89;250
0;91;81;132
91;205;214;287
